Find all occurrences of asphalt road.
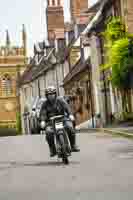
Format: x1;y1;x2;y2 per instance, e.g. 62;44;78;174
0;132;133;199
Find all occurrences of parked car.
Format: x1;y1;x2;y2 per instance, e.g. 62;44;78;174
29;96;45;134
63;95;71;104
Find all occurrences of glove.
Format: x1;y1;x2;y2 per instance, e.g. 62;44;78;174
32;110;36;117
40;121;45;129
69;114;75;121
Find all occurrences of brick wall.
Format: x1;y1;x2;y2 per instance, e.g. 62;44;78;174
0;47;26;127
71;0;88;20
0;97;17;122
47;4;64;39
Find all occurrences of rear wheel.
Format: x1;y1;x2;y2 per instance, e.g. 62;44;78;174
59;134;69;165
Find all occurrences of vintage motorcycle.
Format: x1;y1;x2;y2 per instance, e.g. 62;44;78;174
41;115;72;165
49;115;71;165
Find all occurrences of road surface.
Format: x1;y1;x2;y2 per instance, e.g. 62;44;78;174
0;132;133;199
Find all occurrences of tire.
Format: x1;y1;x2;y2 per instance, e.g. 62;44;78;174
36;126;41;134
59;134;69;165
31;128;36;134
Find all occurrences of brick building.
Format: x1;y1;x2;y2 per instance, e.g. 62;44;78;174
70;0;88;21
46;0;65;40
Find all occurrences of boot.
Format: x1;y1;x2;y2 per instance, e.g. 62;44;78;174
69;133;80;152
46;136;57;157
50;146;56;157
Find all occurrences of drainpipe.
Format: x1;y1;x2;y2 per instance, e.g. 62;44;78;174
55;65;60;96
88;66;95;128
38;79;41;97
100;38;109;125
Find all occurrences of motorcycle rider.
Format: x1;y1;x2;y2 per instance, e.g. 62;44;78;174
40;86;80;157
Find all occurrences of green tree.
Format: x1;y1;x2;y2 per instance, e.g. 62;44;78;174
102;17;133;113
16;112;22;134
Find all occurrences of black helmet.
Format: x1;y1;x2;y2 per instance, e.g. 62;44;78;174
45;86;57;96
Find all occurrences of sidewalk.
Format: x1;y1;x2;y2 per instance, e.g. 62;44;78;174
76;120;133;138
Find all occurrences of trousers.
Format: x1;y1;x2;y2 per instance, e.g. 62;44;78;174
45;119;76;150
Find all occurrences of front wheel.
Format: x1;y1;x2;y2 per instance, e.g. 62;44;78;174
62;157;69;165
59;134;69;165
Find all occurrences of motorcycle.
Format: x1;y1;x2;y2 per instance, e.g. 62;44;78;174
49;115;71;165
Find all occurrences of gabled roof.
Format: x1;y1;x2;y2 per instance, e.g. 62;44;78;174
84;0;101;14
19;46;55;85
19;59;53;85
63;58;90;85
74;0;110;46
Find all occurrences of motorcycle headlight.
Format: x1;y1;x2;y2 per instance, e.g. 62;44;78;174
40;121;45;129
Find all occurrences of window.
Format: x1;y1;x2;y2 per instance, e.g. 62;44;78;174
2;74;13;96
57;0;60;6
52;0;55;6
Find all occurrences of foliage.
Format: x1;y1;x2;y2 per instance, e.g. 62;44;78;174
103;17;126;45
102;17;133;89
16;112;22;134
110;38;133;88
123;112;133;121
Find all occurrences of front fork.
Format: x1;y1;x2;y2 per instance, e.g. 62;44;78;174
55;130;71;155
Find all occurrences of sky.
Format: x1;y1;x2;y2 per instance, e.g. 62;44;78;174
0;0;98;56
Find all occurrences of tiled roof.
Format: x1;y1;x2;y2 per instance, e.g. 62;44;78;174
19;58;53;85
63;59;90;85
84;0;101;13
19;45;55;85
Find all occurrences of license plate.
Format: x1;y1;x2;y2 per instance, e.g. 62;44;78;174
55;122;63;129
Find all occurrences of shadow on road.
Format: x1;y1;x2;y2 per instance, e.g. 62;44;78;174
23;161;80;167
0;160;80;169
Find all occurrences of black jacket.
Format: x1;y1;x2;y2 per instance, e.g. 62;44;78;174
39;96;72;123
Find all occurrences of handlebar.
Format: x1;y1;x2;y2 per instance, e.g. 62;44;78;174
50;115;64;121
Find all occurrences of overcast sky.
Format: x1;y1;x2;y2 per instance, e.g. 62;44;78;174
0;0;98;56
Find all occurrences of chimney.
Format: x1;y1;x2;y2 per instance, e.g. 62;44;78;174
70;0;88;23
46;0;65;41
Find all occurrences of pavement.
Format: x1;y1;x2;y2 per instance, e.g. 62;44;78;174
76;121;133;138
0;132;133;199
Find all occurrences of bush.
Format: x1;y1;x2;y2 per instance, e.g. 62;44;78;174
123;112;133;121
102;17;133;89
110;38;133;88
0;127;20;137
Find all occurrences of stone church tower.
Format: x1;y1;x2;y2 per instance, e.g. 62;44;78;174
0;25;27;128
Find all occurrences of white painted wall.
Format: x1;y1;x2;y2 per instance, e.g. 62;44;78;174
90;34;105;126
